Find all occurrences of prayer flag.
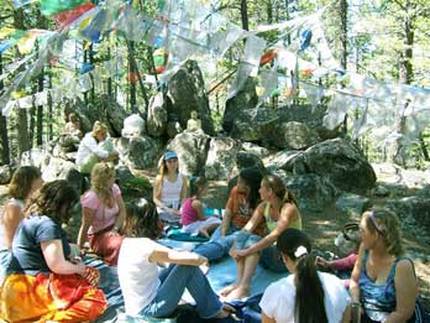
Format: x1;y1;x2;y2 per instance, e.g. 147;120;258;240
54;2;96;28
40;0;87;16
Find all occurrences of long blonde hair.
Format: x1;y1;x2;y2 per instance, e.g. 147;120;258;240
363;208;403;257
90;162;116;205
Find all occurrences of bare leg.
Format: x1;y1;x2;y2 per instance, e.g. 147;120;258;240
220;256;245;297
226;253;260;300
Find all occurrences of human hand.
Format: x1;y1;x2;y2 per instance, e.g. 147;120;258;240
316;256;330;268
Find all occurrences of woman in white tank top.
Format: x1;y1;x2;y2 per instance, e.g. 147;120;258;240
153;151;188;224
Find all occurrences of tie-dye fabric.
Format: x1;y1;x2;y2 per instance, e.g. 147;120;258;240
0;272;107;322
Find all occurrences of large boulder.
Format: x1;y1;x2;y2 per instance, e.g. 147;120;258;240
165;60;214;135
64;95;128;137
168;131;210;176
205;137;241;180
223;77;258;133
271;121;320;150
280;172;338;212
146;93;168;137
385;196;430;244
115;136;162;170
287;138;376;194
230;108;280;142
0;165;13;185
335;193;371;218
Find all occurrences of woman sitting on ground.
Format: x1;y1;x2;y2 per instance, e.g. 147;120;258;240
76;121;117;175
153;150;188;224
1;166;42;250
225;174;302;300
117;199;233;320
180;175;221;237
0;166;43;282
211;166;263;240
77;162;125;266
0;180;107;322
260;228;351;323
350;208;420;322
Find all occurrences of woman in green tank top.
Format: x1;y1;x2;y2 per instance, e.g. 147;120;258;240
223;175;302;300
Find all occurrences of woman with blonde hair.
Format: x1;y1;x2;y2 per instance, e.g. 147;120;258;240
350;208;421;322
153;150;188;224
77;162;125;265
76;121;117;174
0;180;107;322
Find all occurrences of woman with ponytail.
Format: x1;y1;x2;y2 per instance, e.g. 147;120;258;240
260;229;351;323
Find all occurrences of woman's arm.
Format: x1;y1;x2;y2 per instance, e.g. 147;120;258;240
192;199;206;221
349;245;365;323
3;203;23;249
149;245;207;267
180;175;188;204
385;260;418;323
220;209;232;236
240;203;296;256
153;176;165;208
77;207;94;249
261;313;276;323
41;239;86;275
114;193;126;232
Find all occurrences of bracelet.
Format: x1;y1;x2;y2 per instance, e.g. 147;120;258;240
351;302;361;308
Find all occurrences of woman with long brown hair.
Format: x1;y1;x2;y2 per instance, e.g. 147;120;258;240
0;180;107;322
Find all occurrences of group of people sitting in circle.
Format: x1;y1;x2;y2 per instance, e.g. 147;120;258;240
0;147;425;322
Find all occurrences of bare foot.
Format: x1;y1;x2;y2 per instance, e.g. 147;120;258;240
219;284;238;297
225;286;249;300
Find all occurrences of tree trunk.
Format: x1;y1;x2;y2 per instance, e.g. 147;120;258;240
399;17;414;84
240;0;249;31
339;0;348;70
128;41;137;112
36;9;46;147
14;8;30;158
0;54;10;165
266;0;273;24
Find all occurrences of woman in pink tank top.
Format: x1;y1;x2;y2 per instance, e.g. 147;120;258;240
180;176;221;237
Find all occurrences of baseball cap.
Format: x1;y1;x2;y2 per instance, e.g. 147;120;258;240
164;151;178;160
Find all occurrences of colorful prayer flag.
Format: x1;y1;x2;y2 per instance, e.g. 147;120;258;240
54;2;96;28
40;0;87;16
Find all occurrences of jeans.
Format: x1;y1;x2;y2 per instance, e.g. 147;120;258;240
140;264;223;319
209;224;240;242
234;231;262;251
260;245;288;273
194;234;236;262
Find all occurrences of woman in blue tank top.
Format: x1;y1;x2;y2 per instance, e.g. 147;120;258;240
350;208;420;322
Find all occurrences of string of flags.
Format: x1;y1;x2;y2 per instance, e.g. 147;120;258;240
0;0;429;147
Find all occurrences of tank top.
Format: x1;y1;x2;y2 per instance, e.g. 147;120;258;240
359;252;400;321
263;202;302;232
161;174;183;209
0;198;25;250
181;197;197;225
